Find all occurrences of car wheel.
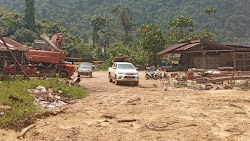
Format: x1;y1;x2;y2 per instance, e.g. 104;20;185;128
109;74;112;82
59;71;68;78
134;81;139;86
153;75;158;80
115;76;119;85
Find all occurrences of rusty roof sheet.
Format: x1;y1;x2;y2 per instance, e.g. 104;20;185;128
92;60;104;63
176;43;200;51
158;39;250;55
189;39;201;43
157;43;188;55
0;37;29;52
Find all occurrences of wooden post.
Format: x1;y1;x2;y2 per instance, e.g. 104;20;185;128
201;42;206;69
243;53;245;71
188;53;193;68
3;52;6;74
14;51;17;75
21;52;23;65
233;50;236;71
202;51;206;69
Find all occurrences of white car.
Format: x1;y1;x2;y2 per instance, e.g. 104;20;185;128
108;62;139;86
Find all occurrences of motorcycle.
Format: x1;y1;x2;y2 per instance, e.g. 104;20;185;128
145;67;156;80
154;69;162;79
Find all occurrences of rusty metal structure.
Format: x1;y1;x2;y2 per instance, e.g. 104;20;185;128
0;37;29;77
0;33;75;78
157;39;250;71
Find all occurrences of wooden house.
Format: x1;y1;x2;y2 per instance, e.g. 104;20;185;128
157;39;250;71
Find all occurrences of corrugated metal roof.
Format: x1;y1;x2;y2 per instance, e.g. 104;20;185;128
226;45;250;49
176;43;200;51
0;37;28;52
157;39;250;55
157;43;188;55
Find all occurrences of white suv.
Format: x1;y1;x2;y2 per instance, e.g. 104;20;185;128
108;62;139;86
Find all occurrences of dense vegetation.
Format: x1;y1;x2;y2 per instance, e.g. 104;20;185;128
0;7;93;61
0;0;250;68
0;78;88;129
1;0;250;44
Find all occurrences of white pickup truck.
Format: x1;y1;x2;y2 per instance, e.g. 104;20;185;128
108;62;139;86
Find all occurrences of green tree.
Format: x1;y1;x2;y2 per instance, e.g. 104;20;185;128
24;0;35;31
195;30;216;41
205;7;217;28
112;6;137;44
138;24;166;54
91;16;108;46
10;28;36;44
166;15;194;43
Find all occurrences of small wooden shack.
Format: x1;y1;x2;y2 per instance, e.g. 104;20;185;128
0;37;28;74
157;39;250;71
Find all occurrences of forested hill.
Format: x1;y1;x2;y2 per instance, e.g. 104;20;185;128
1;0;250;44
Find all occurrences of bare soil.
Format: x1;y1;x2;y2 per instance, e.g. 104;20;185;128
0;71;250;141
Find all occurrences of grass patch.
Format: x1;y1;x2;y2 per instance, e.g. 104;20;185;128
0;78;88;130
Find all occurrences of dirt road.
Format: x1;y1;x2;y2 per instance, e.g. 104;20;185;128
1;71;250;141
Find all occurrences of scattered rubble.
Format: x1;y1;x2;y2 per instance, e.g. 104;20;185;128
238;80;250;89
127;97;141;103
96;119;109;123
223;84;233;89
71;75;81;86
167;70;250;91
30;85;70;111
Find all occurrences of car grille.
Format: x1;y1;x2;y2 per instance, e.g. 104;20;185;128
124;76;136;79
125;73;136;75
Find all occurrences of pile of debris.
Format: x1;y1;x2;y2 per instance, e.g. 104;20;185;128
238;80;250;89
169;70;250;90
192;83;232;90
30;86;69;110
173;78;250;90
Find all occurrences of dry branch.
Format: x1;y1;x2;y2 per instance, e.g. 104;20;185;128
17;124;36;138
101;114;115;119
235;111;247;115
9;95;23;103
146;123;170;131
118;118;137;122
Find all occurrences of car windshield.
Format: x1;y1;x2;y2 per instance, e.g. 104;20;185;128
79;64;92;69
118;64;135;69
